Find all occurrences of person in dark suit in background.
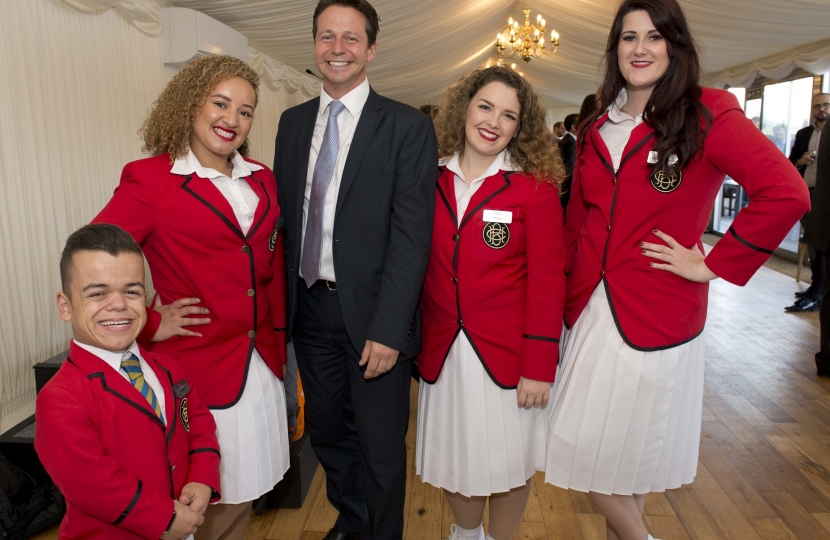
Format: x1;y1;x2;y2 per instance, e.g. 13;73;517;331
558;113;578;211
786;93;830;312
811;109;830;376
272;1;437;539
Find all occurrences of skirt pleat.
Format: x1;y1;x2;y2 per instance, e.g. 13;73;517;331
545;285;704;495
211;349;290;504
416;333;548;497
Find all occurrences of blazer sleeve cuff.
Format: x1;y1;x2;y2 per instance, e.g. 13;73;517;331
705;226;775;286
137;308;161;345
519;336;559;383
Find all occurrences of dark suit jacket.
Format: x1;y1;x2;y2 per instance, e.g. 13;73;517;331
788;124;817;177
808;125;830;251
558;132;576;210
273;88;437;358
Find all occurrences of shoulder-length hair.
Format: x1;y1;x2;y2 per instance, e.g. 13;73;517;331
140;55;260;160
434;66;564;186
591;0;711;179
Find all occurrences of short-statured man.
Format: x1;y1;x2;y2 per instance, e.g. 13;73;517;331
35;223;220;540
272;1;437;539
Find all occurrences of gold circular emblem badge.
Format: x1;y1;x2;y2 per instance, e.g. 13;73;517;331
269;227;279;252
483;222;510;249
651;169;682;193
180;397;190;432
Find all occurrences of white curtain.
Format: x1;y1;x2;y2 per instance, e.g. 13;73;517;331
702;37;830;89
0;0;314;424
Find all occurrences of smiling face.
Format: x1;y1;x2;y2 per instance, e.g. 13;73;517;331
463;81;521;162
617;10;669;98
314;5;377;99
189;76;256;171
57;251;147;352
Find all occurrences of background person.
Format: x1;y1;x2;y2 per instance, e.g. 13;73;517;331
416;66;566;540
95;55;289;540
544;1;809;539
36;223;220;540
272;1;437;538
558;113;578;211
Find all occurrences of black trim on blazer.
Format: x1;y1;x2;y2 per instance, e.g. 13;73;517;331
86;372;166;428
523;334;559;343
728;226;775;255
417;328;462;386
112;480;142;525
458;172;512;230
591;128;617;178
273;327;287;332
620;133;655;171
463;328;514;390
245;173;271;240
181;176;245;240
190;448;221;457
601;279;704;352
436;171;458;225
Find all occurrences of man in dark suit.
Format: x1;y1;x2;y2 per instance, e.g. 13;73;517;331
786;93;829;312
558;113;578;212
811;103;830;376
272;1;437;539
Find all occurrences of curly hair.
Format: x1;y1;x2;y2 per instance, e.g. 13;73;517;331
140;55;260;159
434;66;564;186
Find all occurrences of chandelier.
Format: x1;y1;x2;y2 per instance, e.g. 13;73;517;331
495;1;560;65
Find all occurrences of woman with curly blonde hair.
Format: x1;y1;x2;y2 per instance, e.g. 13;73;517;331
95;54;289;540
415;66;567;540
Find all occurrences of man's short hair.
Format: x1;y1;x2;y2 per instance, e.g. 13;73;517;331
553;121;564;130
564;113;579;132
312;0;380;46
60;223;142;293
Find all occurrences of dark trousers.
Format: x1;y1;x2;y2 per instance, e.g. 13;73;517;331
807;246;826;301
293;281;411;540
817;250;830;372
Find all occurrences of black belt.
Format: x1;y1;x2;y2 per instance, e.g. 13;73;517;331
312;279;337;290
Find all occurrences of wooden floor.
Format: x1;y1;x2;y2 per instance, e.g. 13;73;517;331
33;261;830;540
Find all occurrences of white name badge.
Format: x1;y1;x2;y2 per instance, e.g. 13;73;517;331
483;210;512;224
647;151;678;165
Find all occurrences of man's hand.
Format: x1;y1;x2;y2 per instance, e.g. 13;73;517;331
151;296;210;342
161;500;204;539
797;151;817;167
516;377;551;409
359;340;400;379
178;482;212;516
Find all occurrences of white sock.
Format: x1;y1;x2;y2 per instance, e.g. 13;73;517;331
450;523;483;540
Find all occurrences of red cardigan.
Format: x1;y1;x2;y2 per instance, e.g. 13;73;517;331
94;153;287;408
35;341;220;540
417;168;566;388
564;88;810;350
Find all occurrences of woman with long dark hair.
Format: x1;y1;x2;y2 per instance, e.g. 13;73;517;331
544;1;809;539
416;66;566;540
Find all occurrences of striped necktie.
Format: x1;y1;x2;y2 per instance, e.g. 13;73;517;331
302;100;347;287
120;352;165;424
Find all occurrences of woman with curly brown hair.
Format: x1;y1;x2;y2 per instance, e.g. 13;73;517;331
415;66;567;540
544;1;809;539
94;54;289;540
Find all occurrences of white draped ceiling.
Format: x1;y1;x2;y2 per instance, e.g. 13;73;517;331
62;0;830;108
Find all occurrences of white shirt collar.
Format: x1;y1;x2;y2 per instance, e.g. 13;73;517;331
318;77;371;119
606;88;643;125
73;339;142;373
170;149;263;180
442;150;516;184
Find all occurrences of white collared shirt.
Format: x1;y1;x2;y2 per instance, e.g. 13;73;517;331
442;151;516;223
300;77;371;282
73;339;167;423
171;150;263;235
599;88;644;172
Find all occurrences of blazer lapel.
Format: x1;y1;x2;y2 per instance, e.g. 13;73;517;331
335;88;383;220
148;356;177;438
295;99;319;223
180;174;245;239
436;167;459;225
459;172;512;230
67;342;165;427
245;172;271;240
618;121;655;172
589;112;616;177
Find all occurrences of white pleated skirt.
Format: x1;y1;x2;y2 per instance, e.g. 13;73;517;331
416;333;549;497
211;349;290;504
545;285;705;495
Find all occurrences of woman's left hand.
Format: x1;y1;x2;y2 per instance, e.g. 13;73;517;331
640;229;718;283
516;377;551;409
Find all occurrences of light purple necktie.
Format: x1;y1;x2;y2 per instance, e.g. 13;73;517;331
302;100;346;287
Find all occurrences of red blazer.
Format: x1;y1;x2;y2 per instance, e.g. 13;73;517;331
35;341;220;540
565;88;810;350
94;154;287;408
417;168;566;388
